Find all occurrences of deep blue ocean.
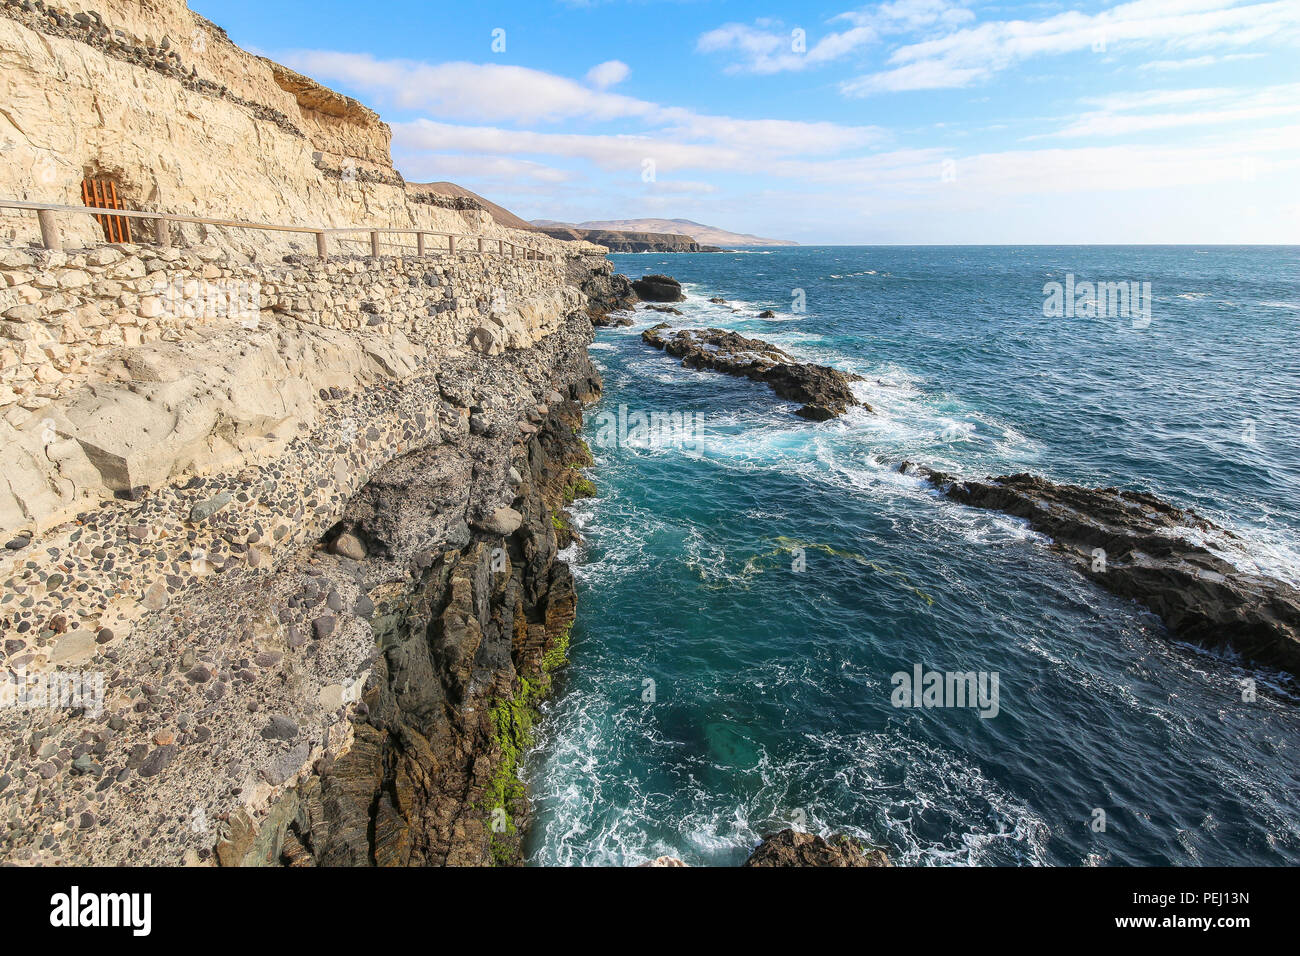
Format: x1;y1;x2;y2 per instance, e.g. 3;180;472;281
523;246;1300;867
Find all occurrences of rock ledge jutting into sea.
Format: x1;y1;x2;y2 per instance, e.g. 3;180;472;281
642;324;867;420
902;465;1300;678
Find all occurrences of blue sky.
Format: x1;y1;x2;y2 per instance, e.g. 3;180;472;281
193;0;1299;243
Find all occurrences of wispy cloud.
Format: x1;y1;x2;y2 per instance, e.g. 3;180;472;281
841;0;1300;95
281;48;888;180
1139;52;1264;70
1037;82;1300;138
696;0;973;74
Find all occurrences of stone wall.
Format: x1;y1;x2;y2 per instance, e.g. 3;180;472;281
0;242;582;536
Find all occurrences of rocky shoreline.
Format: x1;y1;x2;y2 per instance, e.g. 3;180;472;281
240;325;603;866
603;272;1300;681
641;323;867;420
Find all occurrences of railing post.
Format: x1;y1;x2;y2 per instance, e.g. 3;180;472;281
37;209;61;251
153;217;171;248
449;235;456;255
478;237;485;253
370;231;381;258
416;232;426;257
498;239;504;255
315;231;327;258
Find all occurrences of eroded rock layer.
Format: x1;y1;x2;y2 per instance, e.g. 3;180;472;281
0;0;564;257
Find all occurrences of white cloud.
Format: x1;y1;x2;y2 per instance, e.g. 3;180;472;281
1038;82;1300;138
586;60;630;89
698;21;880;74
842;0;1300;95
842;59;988;93
697;1;973;74
394;120;745;175
1139;52;1264;69
280;49;884;158
278;51;656;123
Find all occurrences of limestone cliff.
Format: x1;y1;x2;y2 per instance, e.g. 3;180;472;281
0;0;560;258
0;0;607;866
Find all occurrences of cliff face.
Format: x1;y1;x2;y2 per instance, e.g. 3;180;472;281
276;340;600;866
0;241;603;866
0;0;559;257
0;0;605;866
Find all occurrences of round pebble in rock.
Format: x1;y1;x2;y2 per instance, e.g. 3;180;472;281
72;754;98;776
95;628;114;644
138;745;177;778
261;715;299;740
185;663;212;683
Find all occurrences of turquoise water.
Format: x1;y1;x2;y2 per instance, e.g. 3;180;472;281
523;246;1300;867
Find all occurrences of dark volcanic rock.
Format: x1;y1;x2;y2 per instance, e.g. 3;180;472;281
565;254;638;324
258;314;603;868
642;324;867;420
631;274;685;303
903;464;1300;677
744;829;891;867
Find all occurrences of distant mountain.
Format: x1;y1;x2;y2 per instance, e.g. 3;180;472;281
409;182;537;231
531;218;796;247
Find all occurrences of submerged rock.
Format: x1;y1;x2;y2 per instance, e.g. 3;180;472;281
903;464;1300;677
641;324;867;420
744;829;891;867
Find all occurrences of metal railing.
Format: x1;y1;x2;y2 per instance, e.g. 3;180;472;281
0;198;557;262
